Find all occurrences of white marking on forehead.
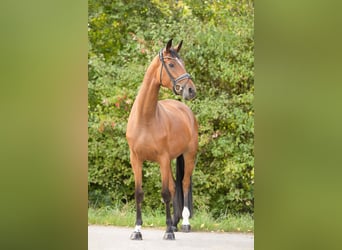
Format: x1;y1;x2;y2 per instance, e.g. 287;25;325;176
175;57;185;70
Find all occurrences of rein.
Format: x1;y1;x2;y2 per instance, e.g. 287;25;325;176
159;49;191;90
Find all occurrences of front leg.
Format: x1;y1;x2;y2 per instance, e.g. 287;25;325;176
160;158;176;240
130;186;144;240
130;155;144;240
162;187;175;240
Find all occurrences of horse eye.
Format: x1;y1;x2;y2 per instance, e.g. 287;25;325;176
169;63;174;68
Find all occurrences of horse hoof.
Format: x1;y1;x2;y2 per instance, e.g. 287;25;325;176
163;232;175;240
130;231;142;240
181;224;191;232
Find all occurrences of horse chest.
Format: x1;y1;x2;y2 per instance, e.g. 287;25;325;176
135;128;165;147
127;128;165;158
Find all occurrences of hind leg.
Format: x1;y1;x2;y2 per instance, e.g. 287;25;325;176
181;154;195;232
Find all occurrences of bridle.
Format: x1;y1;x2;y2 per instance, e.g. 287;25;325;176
159;49;191;92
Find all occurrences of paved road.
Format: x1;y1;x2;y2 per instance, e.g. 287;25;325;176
88;225;254;250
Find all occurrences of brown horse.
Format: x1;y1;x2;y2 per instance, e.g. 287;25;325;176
126;39;198;240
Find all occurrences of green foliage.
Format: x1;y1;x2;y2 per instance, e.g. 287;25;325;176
189;92;254;215
88;0;254;216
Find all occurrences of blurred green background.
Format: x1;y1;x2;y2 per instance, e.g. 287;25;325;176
0;1;87;249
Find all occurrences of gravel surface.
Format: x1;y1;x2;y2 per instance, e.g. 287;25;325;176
88;225;254;250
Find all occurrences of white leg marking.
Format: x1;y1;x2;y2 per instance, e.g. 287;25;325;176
181;207;190;225
134;225;141;232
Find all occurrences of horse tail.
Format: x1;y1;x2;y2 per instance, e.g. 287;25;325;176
175;155;193;218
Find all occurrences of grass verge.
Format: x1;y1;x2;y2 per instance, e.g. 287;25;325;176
88;206;254;233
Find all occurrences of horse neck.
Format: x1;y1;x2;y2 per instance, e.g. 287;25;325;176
134;57;161;122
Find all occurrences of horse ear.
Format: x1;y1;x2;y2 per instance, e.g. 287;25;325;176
166;39;173;53
176;40;183;52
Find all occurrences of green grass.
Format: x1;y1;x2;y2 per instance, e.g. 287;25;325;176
88;205;254;233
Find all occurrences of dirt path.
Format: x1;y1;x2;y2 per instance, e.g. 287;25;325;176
88;225;254;250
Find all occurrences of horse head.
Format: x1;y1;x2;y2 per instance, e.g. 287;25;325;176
159;39;196;100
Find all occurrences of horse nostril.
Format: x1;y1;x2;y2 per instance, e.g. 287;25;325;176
189;87;196;96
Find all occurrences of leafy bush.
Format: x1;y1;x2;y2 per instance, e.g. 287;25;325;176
189;92;254;215
88;0;254;216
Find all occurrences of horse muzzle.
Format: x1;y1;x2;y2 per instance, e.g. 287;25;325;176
174;82;196;100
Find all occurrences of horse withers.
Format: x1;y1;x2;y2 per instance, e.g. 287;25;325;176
126;39;198;240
